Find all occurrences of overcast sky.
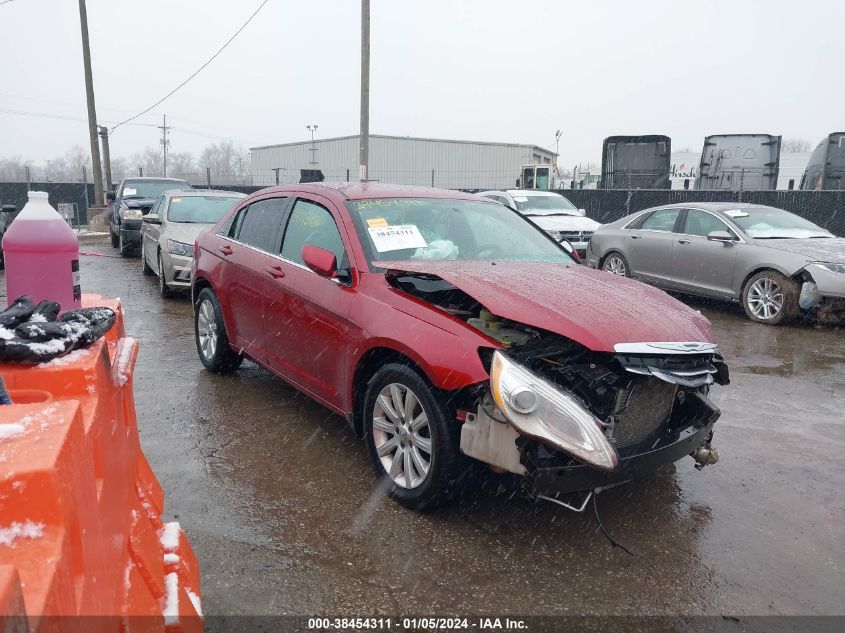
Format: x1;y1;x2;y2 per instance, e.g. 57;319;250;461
1;0;842;169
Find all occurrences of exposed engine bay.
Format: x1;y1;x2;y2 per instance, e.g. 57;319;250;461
387;270;729;495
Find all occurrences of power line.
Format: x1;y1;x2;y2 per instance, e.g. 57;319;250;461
111;0;271;133
0;107;157;127
0;0;18;6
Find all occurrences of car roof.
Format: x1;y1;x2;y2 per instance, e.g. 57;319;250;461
163;189;245;198
504;190;563;197
640;202;779;212
123;177;188;182
250;182;484;202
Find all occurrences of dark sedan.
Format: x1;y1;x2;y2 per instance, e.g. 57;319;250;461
108;177;191;256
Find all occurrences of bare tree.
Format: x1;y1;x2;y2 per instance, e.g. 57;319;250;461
130;147;164;177
200;141;250;184
168;152;196;179
65;145;91;181
782;138;813;153
0;156;28;181
109;156;130;182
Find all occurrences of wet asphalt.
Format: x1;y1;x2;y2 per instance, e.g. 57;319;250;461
7;240;844;617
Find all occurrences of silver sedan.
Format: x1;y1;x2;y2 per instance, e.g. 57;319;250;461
586;202;845;324
141;190;245;297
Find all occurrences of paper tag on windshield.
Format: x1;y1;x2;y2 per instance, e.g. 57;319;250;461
171;197;182;203
368;225;427;252
724;209;749;218
123;188;137;196
367;217;388;228
514;196;528;202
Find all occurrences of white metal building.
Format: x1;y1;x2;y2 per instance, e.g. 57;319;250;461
249;134;556;189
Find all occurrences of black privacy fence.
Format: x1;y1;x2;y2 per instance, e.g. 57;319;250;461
554;188;845;237
1;181;843;237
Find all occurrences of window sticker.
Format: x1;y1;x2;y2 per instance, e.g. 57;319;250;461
123;188;137;196
724;209;750;218
368;225;428;252
171;197;182;203
514;196;528;202
367;217;388;228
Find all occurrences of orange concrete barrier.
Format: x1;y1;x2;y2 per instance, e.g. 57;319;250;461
0;295;201;632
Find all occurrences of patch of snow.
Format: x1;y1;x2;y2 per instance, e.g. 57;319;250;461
0;521;45;546
0;424;25;440
39;349;92;367
160;521;181;550
115;337;137;387
28;339;68;356
29;314;47;323
86;384;96;395
187;589;202;616
124;562;133;592
164;553;180;565
163;572;179;625
0;326;15;341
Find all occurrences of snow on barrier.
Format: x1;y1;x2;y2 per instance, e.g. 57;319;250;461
0;295;202;632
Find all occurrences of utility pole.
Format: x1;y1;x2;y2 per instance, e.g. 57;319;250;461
307;124;319;167
359;0;370;182
158;114;171;177
98;125;112;192
78;0;104;206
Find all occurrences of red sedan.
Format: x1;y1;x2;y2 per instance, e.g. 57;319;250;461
192;183;728;510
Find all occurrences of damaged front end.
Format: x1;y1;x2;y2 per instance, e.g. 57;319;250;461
462;327;728;498
385;267;729;500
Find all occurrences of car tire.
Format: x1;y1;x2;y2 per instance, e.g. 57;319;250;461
110;227;119;248
602;251;630;277
157;252;173;298
363;363;466;511
194;287;243;373
741;270;799;325
141;243;154;276
119;231;134;258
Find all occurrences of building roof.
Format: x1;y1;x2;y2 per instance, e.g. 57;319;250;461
250;133;556;156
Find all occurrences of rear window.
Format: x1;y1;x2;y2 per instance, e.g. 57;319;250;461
167;196;241;223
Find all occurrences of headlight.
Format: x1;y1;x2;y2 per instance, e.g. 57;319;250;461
489;351;618;470
547;231;563;241
810;262;845;275
168;240;193;257
121;208;143;220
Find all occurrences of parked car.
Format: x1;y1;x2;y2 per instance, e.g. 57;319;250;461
140;189;245;297
108;177;191;257
587;203;845;325
477;190;600;257
0;204;19;268
191;183;727;511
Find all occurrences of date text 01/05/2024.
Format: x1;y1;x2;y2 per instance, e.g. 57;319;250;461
307;617;528;630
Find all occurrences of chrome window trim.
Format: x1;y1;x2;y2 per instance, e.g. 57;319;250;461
613;342;719;355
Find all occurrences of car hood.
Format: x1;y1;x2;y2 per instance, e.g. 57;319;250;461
164;222;215;246
381;260;715;352
526;215;601;232
751;237;845;263
124;198;156;210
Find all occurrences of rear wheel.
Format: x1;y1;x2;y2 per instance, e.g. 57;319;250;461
194;288;243;373
602;251;630;277
363;363;465;511
742;270;799;325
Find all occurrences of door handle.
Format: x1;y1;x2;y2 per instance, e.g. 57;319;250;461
265;265;285;279
219;244;233;256
629;234;642;239
677;239;692;245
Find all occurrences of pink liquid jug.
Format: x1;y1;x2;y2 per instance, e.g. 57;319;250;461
2;191;81;311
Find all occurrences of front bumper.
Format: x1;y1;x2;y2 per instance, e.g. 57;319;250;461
526;421;714;497
160;251;193;288
119;221;141;245
806;265;845;299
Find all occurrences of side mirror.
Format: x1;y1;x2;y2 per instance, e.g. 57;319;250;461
707;230;735;243
106;191;116;202
142;214;161;224
1;204;17;213
301;244;337;278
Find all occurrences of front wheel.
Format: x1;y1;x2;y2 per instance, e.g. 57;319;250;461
110;227;119;248
602;251;630;277
141;242;154;276
741;270;799;325
363;363;465;511
119;231;134;258
194;288;243;373
158;252;173;298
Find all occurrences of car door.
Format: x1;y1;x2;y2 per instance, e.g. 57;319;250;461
264;195;357;411
626;207;682;283
217;196;290;364
143;195;166;268
671;208;739;298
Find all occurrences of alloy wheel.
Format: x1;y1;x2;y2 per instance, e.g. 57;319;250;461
605;255;627;276
747;277;784;321
197;298;218;361
372;383;432;489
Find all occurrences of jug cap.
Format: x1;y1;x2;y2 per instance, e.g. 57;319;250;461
27;191;49;200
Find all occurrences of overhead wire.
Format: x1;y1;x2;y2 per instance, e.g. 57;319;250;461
110;0;271;134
